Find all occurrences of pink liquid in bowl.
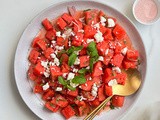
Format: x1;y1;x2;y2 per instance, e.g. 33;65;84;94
134;0;158;23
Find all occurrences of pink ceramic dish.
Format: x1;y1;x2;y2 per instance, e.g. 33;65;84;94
14;0;147;120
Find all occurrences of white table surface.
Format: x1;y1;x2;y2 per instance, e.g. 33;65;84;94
0;0;160;120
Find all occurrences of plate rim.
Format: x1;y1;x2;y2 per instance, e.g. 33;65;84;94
14;0;148;120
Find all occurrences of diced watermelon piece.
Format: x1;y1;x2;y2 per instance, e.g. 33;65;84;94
33;62;45;76
126;50;139;61
79;80;94;91
92;61;103;77
61;105;75;119
72;32;84;46
113;24;126;40
62;13;74;24
56;37;68;47
45;29;56;40
99;24;107;34
57;17;67;30
112;95;125;107
79;55;90;68
98;85;106;101
73;19;83;33
103;28;114;41
44;48;54;60
110;54;124;67
55;94;68;108
32;37;40;48
81;91;95;101
104;85;112;96
60;53;69;64
78;103;90;116
67;88;78;97
50;66;62;78
61;63;70;73
96;41;108;56
45;102;59;112
33;84;43;93
28;49;40;64
103;68;113;83
42;89;55;101
84;25;97;38
84;9;99;25
89;98;100;106
36;39;47;51
99;10;105;18
123;60;137;69
42;18;53;31
79;48;87;56
28;65;37;81
116;73;127;85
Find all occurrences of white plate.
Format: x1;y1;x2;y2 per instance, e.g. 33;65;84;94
14;0;147;120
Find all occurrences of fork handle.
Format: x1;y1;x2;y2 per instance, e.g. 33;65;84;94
84;96;113;120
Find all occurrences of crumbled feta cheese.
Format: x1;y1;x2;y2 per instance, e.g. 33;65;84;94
121;47;128;55
74;57;80;65
55;87;62;91
62;34;66;39
85;83;88;87
68;41;71;47
56;31;61;37
91;83;98;97
42;83;49;90
51;41;56;44
94;31;104;43
49;61;54;66
78;29;84;33
62;73;68;78
54;57;60;66
87;39;94;44
50;53;56;59
89;77;92;80
108;18;115;27
98;56;104;61
43;72;50;78
94;23;100;29
100;16;107;23
105;49;109;55
67;73;75;80
99;67;102;70
112;67;121;73
55;46;64;51
72;68;78;73
77;95;87;101
108;79;117;86
86;66;90;70
41;61;48;68
54;49;58;55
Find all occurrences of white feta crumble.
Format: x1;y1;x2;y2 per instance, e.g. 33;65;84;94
112;67;121;73
100;16;107;23
74;57;80;65
41;61;48;68
55;87;62;91
77;95;87;101
107;18;115;27
98;56;104;61
51;41;56;44
86;66;90;70
43;72;50;78
61;34;67;39
68;41;71;47
72;68;79;73
78;29;84;33
55;46;64;51
74;50;80;55
105;49;109;55
108;79;118;86
50;53;56;59
87;39;94;44
62;73;68;78
121;47;128;55
49;61;54;66
42;83;49;91
54;57;60;66
89;77;92;80
94;31;104;43
67;73;75;80
56;31;61;37
70;80;79;88
94;23;100;29
99;67;102;70
91;83;98;97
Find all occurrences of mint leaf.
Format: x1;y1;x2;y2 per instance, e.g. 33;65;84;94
89;58;94;72
58;76;67;85
72;75;86;84
78;68;89;74
67;46;83;55
68;53;77;66
66;84;76;91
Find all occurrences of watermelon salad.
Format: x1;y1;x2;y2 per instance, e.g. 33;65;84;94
28;8;140;119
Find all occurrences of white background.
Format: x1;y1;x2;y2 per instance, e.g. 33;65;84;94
0;0;160;120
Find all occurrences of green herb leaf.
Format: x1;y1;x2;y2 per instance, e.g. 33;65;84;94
78;68;89;74
89;58;94;72
57;50;66;58
72;75;86;84
67;46;83;55
110;104;115;109
87;41;96;52
68;53;77;66
66;84;76;91
58;76;67;86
